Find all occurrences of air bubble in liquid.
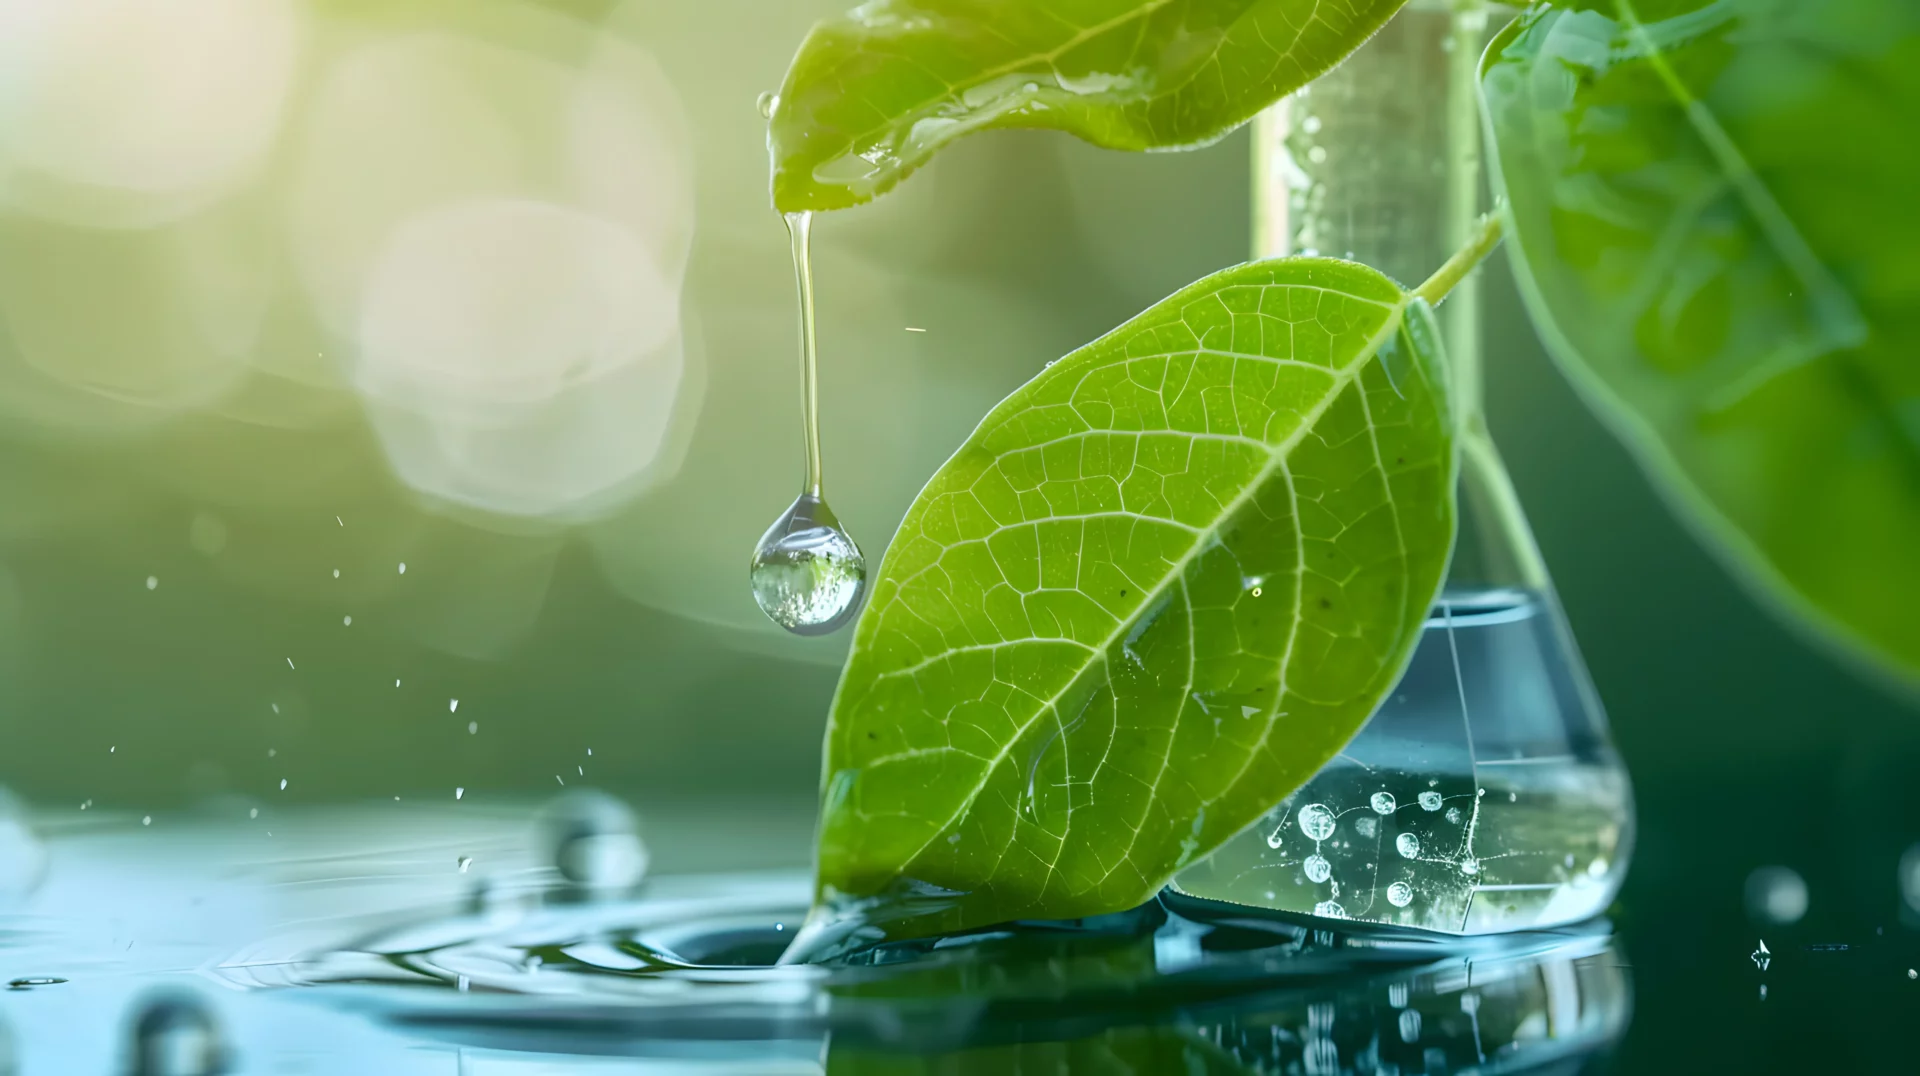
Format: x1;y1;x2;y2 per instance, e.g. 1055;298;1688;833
1297;803;1336;841
750;493;866;635
1304;853;1332;883
1395;832;1420;859
1370;791;1395;814
1418;790;1442;811
1387;881;1414;907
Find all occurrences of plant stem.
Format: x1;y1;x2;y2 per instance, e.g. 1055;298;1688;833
1413;209;1503;309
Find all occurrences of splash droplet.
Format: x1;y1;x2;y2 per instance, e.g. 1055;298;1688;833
751;493;866;634
1387;880;1414;907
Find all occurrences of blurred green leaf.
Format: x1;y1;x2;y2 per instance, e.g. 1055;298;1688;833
768;0;1408;212
805;258;1455;946
1482;0;1920;684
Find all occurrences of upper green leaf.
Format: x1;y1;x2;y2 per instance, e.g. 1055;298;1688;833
1482;0;1920;684
800;258;1456;951
768;0;1408;212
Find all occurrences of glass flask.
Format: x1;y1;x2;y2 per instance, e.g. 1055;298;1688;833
1174;0;1635;933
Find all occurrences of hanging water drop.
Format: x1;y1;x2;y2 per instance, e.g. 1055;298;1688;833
756;91;779;119
751;493;865;634
750;210;866;634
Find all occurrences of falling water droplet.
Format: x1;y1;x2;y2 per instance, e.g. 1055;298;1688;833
127;992;227;1076
1387;881;1414;907
1370;791;1395;814
751;210;866;635
1747;865;1809;926
1304;853;1332;883
751;494;866;633
1395;832;1421;859
1418;790;1443;811
756;91;779;119
539;790;649;899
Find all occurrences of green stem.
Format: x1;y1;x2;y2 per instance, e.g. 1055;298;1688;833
1413;208;1503;309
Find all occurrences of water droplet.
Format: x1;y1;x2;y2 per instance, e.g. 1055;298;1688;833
454;788;464;800
468;721;478;735
1396;1007;1424;1044
1745;865;1809;926
278;779;287;791
331;569;340;579
128;992;226;1076
248;808;257;819
457;856;471;873
1297;803;1336;841
1304;853;1331;883
142;816;151;826
756;91;779;119
398;562;406;574
1370;791;1395;814
7;976;64;988
342;615;352;626
1460;858;1480;876
1751;939;1770;971
1387;881;1414;907
1395;832;1420;859
1445;806;1463;825
1418;790;1442;811
751;493;866;634
1312;899;1346;919
145;576;158;590
540;790;649;898
1307;145;1328;164
449;699;459;713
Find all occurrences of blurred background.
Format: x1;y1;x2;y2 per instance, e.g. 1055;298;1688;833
0;0;1915;1070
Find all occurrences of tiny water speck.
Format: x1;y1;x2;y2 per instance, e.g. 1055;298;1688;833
279;779;287;790
449;699;459;713
398;562;406;574
331;569;340;579
751;493;866;635
1297;803;1336;841
1304;853;1332;883
249;808;257;819
1396;832;1421;859
1387;881;1414;907
468;721;478;734
145;576;158;590
142;816;151;826
1370;791;1395;814
1751;939;1771;971
1418;790;1443;811
342;615;352;626
455;788;464;800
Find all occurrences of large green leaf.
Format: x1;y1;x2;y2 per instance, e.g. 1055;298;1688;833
767;0;1408;212
799;258;1456;952
1482;0;1920;683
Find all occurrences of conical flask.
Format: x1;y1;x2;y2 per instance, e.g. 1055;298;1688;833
1173;0;1634;932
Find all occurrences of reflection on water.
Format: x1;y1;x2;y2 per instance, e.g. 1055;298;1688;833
0;801;1629;1073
